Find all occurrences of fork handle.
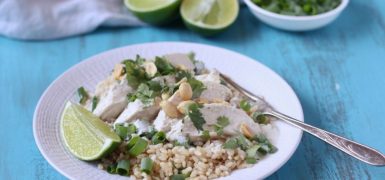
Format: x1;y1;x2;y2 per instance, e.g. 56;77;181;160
265;110;385;166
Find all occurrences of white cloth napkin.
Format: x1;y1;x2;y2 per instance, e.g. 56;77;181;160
0;0;144;40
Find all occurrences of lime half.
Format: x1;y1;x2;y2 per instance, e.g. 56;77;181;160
60;102;121;161
125;0;181;25
181;0;239;36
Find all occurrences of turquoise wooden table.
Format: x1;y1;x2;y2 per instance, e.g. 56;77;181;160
1;1;385;179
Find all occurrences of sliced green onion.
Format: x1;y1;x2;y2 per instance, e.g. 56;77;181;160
77;87;89;105
116;160;130;176
236;135;251;150
127;136;140;150
151;131;166;144
115;124;128;139
91;96;98;111
140;157;153;174
107;164;117;174
246;157;257;164
127;124;137;135
239;100;251;112
171;174;187;180
128;137;148;156
246;144;261;164
252;112;270;124
223;138;238;149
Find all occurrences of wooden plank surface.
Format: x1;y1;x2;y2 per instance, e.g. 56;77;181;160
1;1;385;179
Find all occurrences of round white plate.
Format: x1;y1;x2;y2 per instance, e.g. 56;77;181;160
33;42;303;180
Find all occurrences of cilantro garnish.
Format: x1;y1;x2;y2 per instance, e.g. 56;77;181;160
187;103;205;131
155;56;176;75
123;56;148;89
127;81;162;106
214;116;230;136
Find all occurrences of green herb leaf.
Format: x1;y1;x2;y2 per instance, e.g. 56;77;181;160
188;78;206;99
124;58;148;89
155;57;176;75
128;83;162;106
214;116;229;136
201;130;210;140
77;87;89;105
187;103;206;131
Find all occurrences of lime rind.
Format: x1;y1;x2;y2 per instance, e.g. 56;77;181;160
124;0;181;25
60;102;121;161
181;0;239;35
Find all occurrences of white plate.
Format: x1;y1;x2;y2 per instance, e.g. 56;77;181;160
33;42;303;180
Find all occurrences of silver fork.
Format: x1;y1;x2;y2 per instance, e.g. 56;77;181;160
220;73;385;166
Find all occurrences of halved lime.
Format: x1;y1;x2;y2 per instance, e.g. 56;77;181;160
60;102;121;161
124;0;181;25
181;0;239;36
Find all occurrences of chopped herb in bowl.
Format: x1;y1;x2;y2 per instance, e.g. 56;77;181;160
252;0;342;16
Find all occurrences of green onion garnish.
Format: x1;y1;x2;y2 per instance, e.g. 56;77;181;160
140;157;153;174
151;131;166;144
252;112;270;124
127;136;140;150
115;124;128;139
91;96;98;112
246;144;261;164
107;164;117;174
128;137;148;156
116;160;130;176
239;100;251;112
223;138;238;149
77;87;89;105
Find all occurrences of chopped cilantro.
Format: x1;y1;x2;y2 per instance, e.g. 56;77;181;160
214;116;229;136
127;81;162;106
124;58;148;89
175;70;206;99
155;56;176;75
187;103;206;131
201;130;210;140
222;135;251;151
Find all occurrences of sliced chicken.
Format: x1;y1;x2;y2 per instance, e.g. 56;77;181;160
199;81;232;102
182;103;262;139
114;99;160;125
195;69;221;84
93;78;133;122
164;53;195;71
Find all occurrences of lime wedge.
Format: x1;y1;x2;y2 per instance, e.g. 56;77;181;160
124;0;181;25
60;102;121;161
181;0;239;36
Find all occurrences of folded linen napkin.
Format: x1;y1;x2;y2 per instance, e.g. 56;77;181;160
0;0;144;40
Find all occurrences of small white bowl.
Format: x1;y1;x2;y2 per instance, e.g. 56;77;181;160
244;0;349;31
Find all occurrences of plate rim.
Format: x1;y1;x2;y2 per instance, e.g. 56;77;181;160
33;41;303;179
